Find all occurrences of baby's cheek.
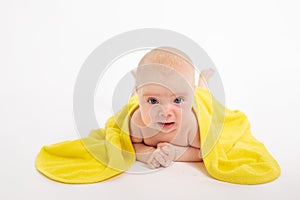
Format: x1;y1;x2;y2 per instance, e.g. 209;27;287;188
175;110;183;121
177;106;190;120
140;107;152;125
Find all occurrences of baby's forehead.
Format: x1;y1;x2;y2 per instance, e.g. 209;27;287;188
136;65;194;98
139;83;191;97
136;64;194;89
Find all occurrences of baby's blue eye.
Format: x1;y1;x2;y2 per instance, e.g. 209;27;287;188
148;98;158;104
174;97;184;104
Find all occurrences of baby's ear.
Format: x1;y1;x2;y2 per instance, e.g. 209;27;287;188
131;86;138;97
131;69;137;80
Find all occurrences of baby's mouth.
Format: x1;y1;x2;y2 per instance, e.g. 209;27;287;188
158;122;175;129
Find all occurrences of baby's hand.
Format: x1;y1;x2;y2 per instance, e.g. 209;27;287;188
157;142;188;163
157;142;177;167
146;148;168;169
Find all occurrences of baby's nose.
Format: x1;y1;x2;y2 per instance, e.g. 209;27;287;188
159;105;174;118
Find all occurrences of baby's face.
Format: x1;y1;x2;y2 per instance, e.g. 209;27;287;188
136;64;194;133
137;84;194;133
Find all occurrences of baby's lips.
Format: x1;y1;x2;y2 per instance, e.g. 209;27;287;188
158;122;175;124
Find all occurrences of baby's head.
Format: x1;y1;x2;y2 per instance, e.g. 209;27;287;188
135;47;195;132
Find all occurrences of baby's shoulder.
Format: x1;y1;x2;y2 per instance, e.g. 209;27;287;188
186;111;200;147
130;108;149;139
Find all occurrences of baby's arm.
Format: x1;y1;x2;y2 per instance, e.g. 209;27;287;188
174;146;202;162
130;119;168;169
157;126;202;162
130;136;169;169
130;135;155;162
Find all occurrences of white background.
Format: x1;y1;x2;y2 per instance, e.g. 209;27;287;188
1;0;300;199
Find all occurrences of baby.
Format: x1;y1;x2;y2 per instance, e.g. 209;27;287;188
129;47;214;169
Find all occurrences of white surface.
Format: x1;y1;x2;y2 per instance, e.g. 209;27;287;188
1;0;300;199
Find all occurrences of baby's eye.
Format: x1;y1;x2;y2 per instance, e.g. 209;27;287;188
174;97;184;104
148;98;159;104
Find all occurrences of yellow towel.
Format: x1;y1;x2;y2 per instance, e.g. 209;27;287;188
35;88;280;184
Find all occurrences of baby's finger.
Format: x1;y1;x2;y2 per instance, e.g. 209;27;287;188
160;146;171;155
161;146;176;162
146;154;158;169
154;151;167;166
157;142;169;148
152;158;160;168
147;159;159;169
158;150;173;167
148;163;157;169
147;162;154;169
159;150;169;162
